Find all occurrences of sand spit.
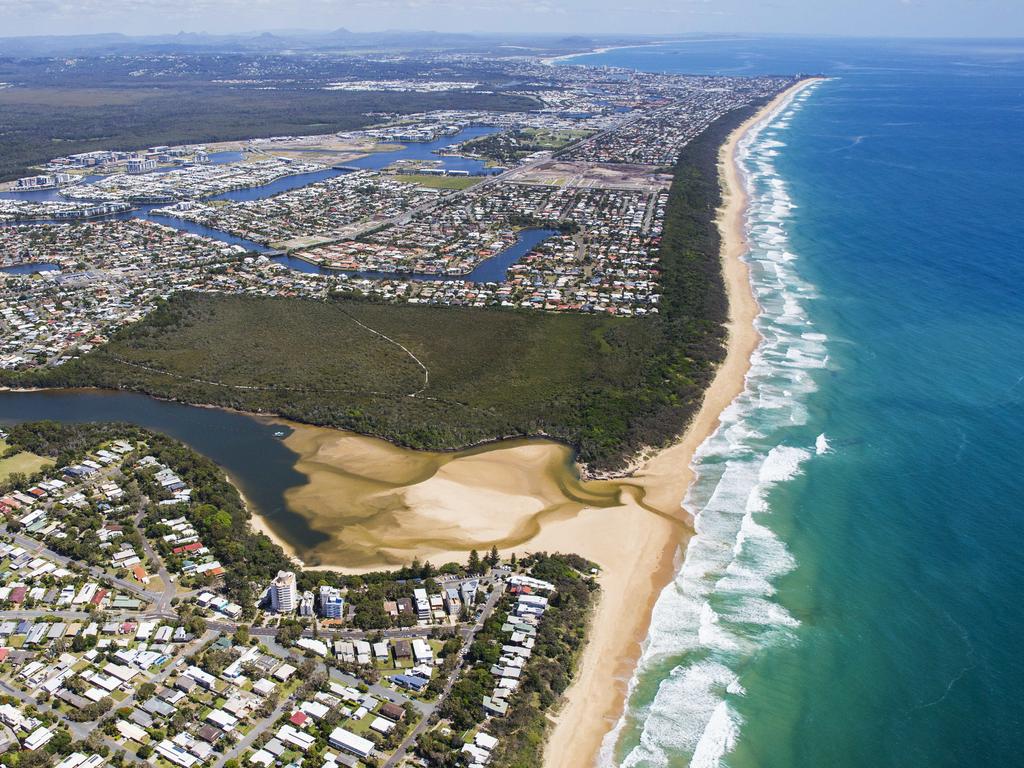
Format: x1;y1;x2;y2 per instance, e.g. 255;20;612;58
264;425;643;571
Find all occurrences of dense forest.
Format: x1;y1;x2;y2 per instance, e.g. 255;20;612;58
7;103;762;471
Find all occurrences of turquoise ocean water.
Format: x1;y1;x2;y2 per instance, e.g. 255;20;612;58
565;38;1024;767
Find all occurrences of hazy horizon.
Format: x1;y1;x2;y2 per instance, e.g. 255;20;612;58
1;0;1022;40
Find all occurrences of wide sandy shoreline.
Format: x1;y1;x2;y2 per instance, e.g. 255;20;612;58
541;78;819;768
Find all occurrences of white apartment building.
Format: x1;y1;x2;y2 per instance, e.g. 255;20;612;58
270;570;298;613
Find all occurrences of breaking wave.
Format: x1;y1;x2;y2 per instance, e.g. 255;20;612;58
601;81;826;768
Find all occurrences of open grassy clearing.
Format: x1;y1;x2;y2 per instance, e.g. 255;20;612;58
0;438;54;481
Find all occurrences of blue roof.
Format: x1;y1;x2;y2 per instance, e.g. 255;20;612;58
391;674;429;690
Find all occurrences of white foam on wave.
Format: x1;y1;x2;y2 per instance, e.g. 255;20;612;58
690;702;740;768
615;660;741;768
816;432;832;455
604;78;828;768
758;445;811;483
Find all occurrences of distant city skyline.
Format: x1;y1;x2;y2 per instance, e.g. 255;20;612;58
1;0;1022;39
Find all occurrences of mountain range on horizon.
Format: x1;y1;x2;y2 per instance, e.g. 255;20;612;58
0;27;667;57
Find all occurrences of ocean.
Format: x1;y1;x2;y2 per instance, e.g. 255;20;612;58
565;38;1024;767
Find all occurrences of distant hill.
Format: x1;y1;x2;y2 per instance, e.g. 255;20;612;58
0;28;665;57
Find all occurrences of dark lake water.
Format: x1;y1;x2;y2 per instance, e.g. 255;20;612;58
0;389;327;551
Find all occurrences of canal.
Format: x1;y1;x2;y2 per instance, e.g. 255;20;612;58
1;127;509;263
273;226;557;283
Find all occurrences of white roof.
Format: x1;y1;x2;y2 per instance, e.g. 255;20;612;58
475;732;498;750
116;720;147;743
249;750;273;767
273;663;296;680
23;726;54;751
205;709;237;730
253;678;276;696
328;727;374;758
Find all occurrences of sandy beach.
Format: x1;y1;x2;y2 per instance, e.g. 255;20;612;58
241;77;815;767
541;78;817;768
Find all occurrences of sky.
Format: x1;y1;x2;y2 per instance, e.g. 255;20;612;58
1;0;1022;39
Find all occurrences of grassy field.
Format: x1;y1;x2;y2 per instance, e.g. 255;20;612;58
519;127;594;148
394;174;482;190
11;103;761;471
0;438;54;481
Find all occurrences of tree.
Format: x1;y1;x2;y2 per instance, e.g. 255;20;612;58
137;682;156;699
488;546;500;568
467;549;481;575
276;620;301;647
46;730;72;755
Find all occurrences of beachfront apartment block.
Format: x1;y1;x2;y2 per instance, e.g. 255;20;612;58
270;570;298;613
318;585;345;619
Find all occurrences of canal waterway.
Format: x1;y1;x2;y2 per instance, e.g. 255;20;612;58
274;226;557;283
2;127;510;265
343;126;497;173
0;263;61;275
